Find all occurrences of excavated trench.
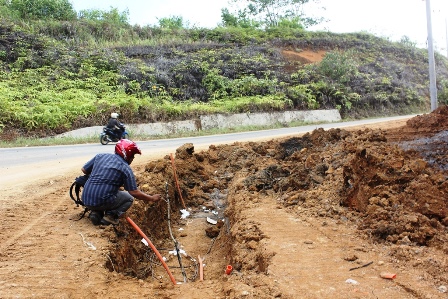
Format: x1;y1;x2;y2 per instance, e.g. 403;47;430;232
103;107;448;286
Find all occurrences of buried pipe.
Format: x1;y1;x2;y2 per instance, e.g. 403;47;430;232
170;153;186;209
125;216;177;285
165;182;188;283
197;255;204;281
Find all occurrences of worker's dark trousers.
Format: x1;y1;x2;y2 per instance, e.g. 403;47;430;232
86;191;134;217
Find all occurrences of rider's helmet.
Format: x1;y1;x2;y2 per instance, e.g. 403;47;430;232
115;139;141;164
111;112;119;119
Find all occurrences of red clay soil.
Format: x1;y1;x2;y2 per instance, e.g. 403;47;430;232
104;106;447;298
1;106;448;299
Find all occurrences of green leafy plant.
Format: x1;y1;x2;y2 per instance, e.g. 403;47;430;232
316;50;359;83
286;84;318;109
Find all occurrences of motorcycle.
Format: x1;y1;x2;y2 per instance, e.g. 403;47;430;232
100;126;129;145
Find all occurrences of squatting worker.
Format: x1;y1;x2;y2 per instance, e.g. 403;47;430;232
81;139;162;226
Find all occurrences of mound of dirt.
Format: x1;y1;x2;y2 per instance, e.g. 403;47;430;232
388;106;448;141
99;106;448;298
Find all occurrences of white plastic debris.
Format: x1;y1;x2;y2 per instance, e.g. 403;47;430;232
207;217;217;225
345;278;359;285
79;233;96;250
180;209;190;219
141;238;148;246
169;248;187;256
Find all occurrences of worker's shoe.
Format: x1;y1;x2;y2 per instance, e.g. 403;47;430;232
100;214;119;225
89;211;103;226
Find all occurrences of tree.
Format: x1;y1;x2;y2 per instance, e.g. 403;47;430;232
220;7;261;28
157;16;188;29
229;0;322;28
276;16;304;29
8;0;76;21
78;7;130;25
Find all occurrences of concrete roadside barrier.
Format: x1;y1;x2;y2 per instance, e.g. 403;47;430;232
57;109;341;138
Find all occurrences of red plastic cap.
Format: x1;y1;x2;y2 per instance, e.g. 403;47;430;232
225;265;233;275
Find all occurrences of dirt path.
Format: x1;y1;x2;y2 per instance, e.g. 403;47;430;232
1;112;447;299
240;191;438;298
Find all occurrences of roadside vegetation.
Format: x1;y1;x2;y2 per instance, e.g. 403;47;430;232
1;0;448;143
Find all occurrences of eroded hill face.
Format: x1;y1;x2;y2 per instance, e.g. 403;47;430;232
102;106;448;297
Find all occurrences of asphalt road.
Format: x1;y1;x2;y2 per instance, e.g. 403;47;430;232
1;115;415;169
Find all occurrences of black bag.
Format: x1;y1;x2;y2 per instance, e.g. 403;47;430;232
69;174;90;220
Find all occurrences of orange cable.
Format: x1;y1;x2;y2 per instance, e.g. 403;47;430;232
125;216;177;285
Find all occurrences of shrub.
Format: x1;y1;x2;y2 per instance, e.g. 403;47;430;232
316;50;359;83
286;85;318;109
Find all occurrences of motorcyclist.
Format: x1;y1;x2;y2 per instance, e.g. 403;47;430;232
81;139;162;225
106;112;125;139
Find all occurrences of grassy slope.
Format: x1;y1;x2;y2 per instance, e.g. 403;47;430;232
0;18;448;141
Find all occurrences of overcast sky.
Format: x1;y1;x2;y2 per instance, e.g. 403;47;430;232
69;0;447;55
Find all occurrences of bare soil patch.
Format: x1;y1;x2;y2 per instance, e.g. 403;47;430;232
281;49;326;64
1;107;448;299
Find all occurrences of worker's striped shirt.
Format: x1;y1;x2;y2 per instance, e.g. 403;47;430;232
82;153;137;206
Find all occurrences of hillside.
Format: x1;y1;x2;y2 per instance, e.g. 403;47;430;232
1;19;448;140
1;12;448;299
